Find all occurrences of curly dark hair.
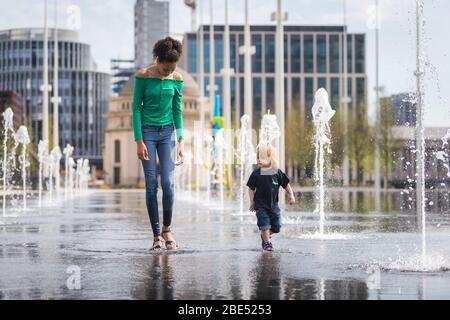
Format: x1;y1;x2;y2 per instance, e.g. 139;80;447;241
153;37;183;63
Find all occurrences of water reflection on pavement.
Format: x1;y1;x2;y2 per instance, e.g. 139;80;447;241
0;190;449;300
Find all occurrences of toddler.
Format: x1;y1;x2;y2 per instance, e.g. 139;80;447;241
247;144;296;251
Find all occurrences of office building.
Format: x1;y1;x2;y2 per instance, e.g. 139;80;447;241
181;25;367;128
0;28;110;168
135;0;170;69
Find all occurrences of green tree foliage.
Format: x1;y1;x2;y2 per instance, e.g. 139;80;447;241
379;97;398;189
348;103;375;186
284;104;314;185
330;102;344;168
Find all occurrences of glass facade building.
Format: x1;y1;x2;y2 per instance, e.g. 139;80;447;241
0;28;110;168
181;25;367;128
134;0;170;70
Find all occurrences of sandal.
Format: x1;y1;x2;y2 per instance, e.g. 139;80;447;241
151;237;163;251
162;227;178;251
261;234;272;250
262;241;273;252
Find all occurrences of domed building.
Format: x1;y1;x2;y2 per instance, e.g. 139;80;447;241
103;68;209;186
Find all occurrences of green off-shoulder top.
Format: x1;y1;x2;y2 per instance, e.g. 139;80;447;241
132;77;184;142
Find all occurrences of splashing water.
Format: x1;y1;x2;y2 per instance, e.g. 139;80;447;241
258;111;281;148
238;115;256;214
369;254;450;273
415;0;427;269
441;129;450;147
51;147;62;194
14;126;30;210
37;140;49;206
2;108;15;217
312;88;336;236
80;159;90;190
213;129;225;208
68;157;76;197
63;144;74;198
435;129;450;178
205;136;214;204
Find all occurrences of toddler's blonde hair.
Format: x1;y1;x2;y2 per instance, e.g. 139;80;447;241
257;144;279;170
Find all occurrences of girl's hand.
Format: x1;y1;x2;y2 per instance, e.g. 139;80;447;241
137;141;149;160
288;194;296;205
249;202;255;212
176;140;185;166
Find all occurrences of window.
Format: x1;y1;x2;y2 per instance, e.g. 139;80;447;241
329;35;340;73
188;36;197;73
331;77;340;109
264;34;275;73
253;77;262;129
204;35;210;73
316;35;327;73
304;35;314;73
318;78;327;90
291;35;301;73
230;34;237;72
231;76;236;109
346;35;353;73
114;140;121;163
215;34;223;73
355;35;365;73
284;35;289;72
305;77;314;119
238;34;244;73
252;34;262;73
266;77;275;111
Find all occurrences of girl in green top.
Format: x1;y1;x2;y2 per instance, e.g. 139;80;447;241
133;37;185;251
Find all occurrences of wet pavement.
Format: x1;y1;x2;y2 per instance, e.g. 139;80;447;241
1;189;450;300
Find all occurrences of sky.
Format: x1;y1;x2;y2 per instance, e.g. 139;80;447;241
0;0;449;128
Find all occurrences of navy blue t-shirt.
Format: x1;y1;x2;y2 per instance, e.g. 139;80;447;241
246;167;290;212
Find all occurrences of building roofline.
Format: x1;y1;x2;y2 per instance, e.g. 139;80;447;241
0;28;81;42
186;25;362;34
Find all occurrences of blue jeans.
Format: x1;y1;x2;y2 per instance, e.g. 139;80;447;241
256;207;282;234
141;124;176;237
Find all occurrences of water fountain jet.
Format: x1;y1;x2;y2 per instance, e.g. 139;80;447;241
14;126;30;210
2;108;14;217
237;114;256;215
312;88;336;236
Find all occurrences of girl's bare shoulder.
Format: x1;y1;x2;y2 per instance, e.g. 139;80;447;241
173;71;183;81
135;65;157;78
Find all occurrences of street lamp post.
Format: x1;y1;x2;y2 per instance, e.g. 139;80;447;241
52;0;62;191
240;0;255;126
198;0;205;136
221;0;234;187
272;0;287;180
208;0;216;121
42;0;50;146
415;0;426;256
374;0;381;212
272;0;287;204
342;0;350;186
196;0;205;201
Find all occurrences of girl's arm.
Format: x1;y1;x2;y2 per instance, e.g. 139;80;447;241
285;184;296;205
248;188;256;212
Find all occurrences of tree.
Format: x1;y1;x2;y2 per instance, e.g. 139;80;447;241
379;97;398;189
348;103;374;186
330;100;344;169
285;104;314;185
